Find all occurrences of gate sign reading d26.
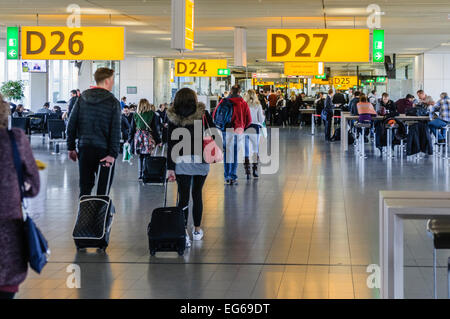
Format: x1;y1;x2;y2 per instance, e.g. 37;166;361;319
175;59;227;77
21;26;125;60
267;29;370;62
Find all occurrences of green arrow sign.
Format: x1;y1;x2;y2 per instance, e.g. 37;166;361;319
372;29;384;63
218;68;230;76
7;27;19;60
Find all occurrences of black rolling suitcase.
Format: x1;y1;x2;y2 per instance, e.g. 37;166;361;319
143;145;167;185
72;164;115;251
147;177;186;256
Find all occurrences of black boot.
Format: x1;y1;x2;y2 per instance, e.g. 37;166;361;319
244;157;251;179
252;162;259;178
138;155;144;180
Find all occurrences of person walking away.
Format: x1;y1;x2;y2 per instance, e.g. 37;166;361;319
129;99;162;180
243;90;265;179
213;85;252;185
0;94;40;299
67;90;78;117
167;88;216;247
67;67;121;197
277;94;287;127
157;103;169;144
314;92;325;127
268;89;278;126
332;90;347;107
323;89;335;141
428;93;450;143
287;92;297;126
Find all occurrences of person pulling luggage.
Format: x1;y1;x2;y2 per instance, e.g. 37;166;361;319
129;99;161;180
67;68;121;197
166;88;217;247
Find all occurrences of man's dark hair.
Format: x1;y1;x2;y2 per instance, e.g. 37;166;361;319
122;97;127;101
371;90;376;94
44;102;50;108
94;68;115;84
231;85;241;96
406;94;414;99
354;91;361;97
382;92;389;98
70;89;77;95
417;90;424;95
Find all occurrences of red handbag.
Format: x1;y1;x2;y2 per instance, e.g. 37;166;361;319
202;113;223;164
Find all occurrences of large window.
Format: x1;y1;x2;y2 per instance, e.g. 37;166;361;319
49;60;79;103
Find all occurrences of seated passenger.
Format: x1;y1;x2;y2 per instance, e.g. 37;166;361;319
12;104;25;118
357;94;377;121
376;92;397;115
52;106;63;119
395;94;415;114
428;92;450;143
35;102;52;114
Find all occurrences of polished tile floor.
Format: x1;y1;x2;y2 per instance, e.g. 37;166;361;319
16;127;450;299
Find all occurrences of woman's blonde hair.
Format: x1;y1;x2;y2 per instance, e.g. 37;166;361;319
244;89;260;107
137;99;152;113
290;91;296;102
0;94;10;129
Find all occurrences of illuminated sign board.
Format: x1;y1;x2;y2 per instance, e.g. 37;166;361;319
175;59;227;77
284;62;324;76
7;27;19;60
332;76;358;90
372;29;385;63
21;26;125;60
267;29;370;62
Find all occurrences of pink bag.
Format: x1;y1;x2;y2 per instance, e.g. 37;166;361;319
203;114;223;164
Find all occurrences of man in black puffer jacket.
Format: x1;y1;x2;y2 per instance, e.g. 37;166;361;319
67;68;121;197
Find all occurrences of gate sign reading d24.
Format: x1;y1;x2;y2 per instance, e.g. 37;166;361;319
21;26;125;60
267;29;370;63
175;59;227;77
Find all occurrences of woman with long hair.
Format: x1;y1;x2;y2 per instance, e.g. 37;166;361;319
0;94;40;299
129;99;161;180
243;90;265;179
167;88;216;247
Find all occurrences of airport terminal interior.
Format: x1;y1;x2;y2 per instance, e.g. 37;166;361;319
1;0;450;300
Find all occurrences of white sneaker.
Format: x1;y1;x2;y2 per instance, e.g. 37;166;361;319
192;229;204;241
185;234;191;248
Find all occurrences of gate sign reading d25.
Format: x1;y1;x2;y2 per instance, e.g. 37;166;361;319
267;29;370;62
332;76;358;90
175;59;227;77
21;26;125;60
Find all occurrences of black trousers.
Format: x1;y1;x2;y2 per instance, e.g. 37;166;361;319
78;146;115;197
324;111;333;140
0;291;15;299
176;174;207;228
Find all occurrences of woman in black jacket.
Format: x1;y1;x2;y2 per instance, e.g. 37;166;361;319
166;88;217;248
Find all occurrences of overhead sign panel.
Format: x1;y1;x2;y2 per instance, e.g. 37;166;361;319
21;26;125;60
7;27;19;60
267;29;370;62
372;29;385;63
172;0;194;51
332;76;358;90
284;62;324;76
175;59;227;77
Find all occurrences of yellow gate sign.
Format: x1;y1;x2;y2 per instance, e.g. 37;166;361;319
21;26;125;60
332;76;358;90
175;59;227;77
267;29;369;62
284;62;324;76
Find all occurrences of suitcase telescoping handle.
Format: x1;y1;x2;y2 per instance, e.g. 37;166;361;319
152;143;166;157
95;162;114;196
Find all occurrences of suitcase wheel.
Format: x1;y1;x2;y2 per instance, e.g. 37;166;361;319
178;248;184;256
150;250;156;256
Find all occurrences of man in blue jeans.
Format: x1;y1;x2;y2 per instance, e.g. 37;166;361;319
428;93;450;143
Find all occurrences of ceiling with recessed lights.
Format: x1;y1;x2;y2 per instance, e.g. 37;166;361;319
0;0;449;72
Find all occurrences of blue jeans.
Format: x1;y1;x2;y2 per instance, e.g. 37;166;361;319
223;131;240;181
244;133;260;158
428;118;448;140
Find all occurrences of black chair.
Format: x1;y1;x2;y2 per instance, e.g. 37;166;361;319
11;117;29;133
427;218;450;299
27;113;47;136
47;119;66;154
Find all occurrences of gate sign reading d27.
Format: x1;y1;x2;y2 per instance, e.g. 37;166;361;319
267;29;370;62
175;59;227;77
21;26;125;60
